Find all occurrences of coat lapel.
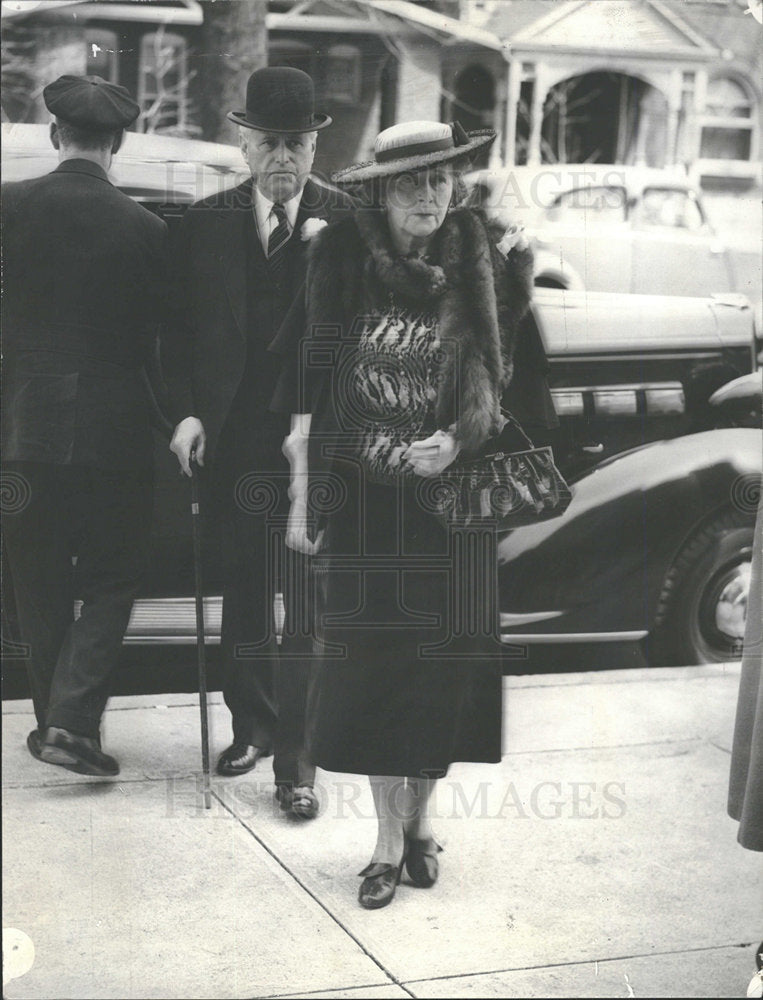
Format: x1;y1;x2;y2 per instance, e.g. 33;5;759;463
221;178;330;336
295;177;331;231
221;179;257;337
287;178;330;280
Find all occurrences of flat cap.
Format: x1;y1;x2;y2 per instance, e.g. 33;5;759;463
43;74;140;130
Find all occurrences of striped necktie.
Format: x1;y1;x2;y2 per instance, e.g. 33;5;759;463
267;202;290;268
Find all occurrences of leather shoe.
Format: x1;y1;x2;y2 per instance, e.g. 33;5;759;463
26;729;44;762
40;727;119;777
405;836;443;888
275;784;319;820
358;852;406;910
216;742;270;777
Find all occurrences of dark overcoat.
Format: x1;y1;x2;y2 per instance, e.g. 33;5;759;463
162;175;353;462
1;159;168;470
728;496;763;851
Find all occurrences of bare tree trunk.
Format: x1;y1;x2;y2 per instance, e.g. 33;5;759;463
198;0;268;143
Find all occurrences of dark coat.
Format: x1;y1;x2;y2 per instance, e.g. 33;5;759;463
162;175;353;463
728;497;763;851
1;159;168;470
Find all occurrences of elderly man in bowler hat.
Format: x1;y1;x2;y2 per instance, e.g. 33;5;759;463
2;75;168;775
163;67;352;817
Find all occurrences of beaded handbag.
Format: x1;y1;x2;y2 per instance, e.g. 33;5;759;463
423;412;572;528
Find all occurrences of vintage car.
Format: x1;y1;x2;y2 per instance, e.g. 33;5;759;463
465;164;745;301
1;127;761;681
0;122;250;205
500;290;761;668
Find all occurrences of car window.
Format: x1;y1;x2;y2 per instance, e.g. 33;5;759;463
633;188;704;231
547;185;627;225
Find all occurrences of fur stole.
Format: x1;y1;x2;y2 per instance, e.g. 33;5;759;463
305;206;534;455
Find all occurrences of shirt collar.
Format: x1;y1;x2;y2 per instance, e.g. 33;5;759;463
252;185;303;232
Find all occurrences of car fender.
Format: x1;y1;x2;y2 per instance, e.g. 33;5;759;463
532;248;585;291
498;428;761;636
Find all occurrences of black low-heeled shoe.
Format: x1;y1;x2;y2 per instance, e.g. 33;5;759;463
358;853;406;910
405;837;443;888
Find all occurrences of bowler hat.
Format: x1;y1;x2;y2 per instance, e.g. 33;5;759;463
227;67;331;133
333;120;495;184
43;74;140;130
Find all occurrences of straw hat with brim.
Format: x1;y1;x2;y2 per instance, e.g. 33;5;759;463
227;66;331;133
332;120;495;184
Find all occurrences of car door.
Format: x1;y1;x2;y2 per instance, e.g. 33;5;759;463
535;184;632;293
629;186;735;296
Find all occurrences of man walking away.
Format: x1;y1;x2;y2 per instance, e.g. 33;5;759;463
2;75;168;776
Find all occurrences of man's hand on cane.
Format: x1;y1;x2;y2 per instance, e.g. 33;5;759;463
170;416;206;477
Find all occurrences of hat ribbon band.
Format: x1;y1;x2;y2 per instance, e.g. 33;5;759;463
376;135;454;163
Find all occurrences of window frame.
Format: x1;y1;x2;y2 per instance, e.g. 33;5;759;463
324;44;361;104
698;73;758;168
137;29;189;135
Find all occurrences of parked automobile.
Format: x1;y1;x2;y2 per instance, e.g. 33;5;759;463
2;127;761;671
0;122;250;206
466;164;740;300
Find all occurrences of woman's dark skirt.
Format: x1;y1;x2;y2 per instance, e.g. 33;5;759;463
306;459;504;778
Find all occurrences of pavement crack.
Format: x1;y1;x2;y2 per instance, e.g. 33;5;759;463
260;984;415;999
401;941;759;985
501;736;703;756
708;738;732;756
213;790;414;996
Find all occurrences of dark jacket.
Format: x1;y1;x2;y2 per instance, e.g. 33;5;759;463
1;158;168;470
162;175;353;463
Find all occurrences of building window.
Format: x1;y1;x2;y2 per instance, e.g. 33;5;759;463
86;29;118;83
325;45;360;103
137;30;188;134
270;41;362;106
700;75;755;160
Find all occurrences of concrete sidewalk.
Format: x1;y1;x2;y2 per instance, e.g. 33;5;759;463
2;664;761;999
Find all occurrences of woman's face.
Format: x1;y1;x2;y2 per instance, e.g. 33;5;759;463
385;165;454;248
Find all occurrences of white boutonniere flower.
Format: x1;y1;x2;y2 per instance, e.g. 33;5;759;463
301;217;328;241
496;224;529;257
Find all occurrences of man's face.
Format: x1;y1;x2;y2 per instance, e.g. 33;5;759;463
239;128;317;203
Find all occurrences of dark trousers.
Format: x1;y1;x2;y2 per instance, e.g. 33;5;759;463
274;546;316;788
219;489;279;748
3;461;152;738
215;448;316;787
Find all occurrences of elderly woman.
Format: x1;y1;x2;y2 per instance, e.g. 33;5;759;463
276;120;553;909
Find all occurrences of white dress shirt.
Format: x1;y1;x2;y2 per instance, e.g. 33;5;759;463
252;187;302;255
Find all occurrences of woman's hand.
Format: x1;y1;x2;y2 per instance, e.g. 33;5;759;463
403;429;460;477
286;495;324;556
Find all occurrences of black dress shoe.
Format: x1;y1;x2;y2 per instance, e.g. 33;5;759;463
40;727;119;777
358;853;406;910
216;743;270;776
405;837;443;888
26;729;44;762
275;785;319;820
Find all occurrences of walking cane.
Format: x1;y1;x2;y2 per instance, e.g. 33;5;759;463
190;455;212;809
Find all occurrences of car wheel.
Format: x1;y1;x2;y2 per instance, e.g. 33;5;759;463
650;508;754;665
